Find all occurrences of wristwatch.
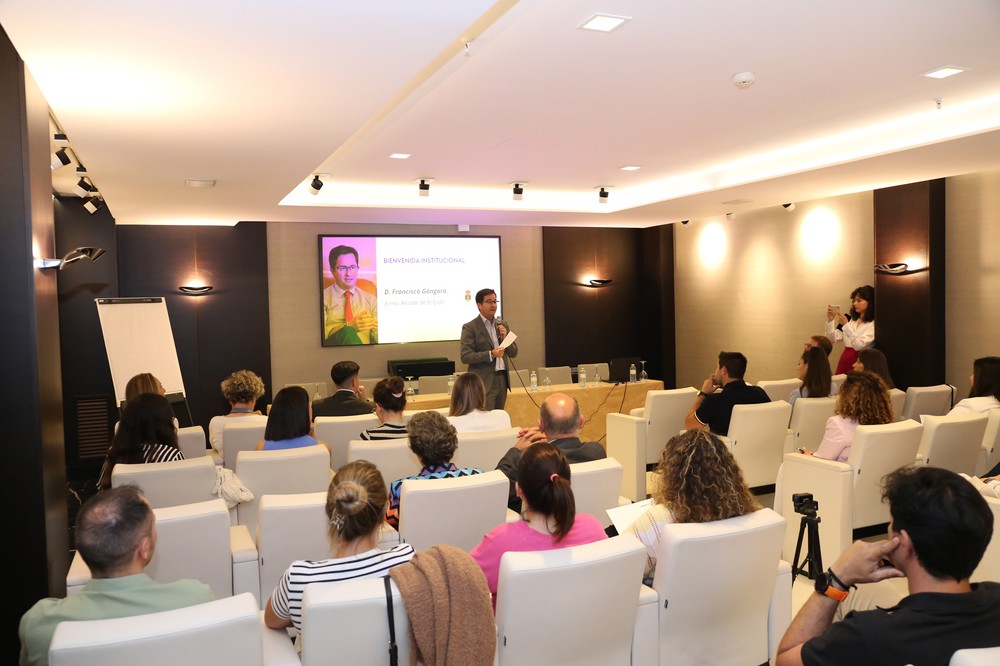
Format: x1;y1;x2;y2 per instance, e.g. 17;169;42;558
814;569;850;603
696;390;706;397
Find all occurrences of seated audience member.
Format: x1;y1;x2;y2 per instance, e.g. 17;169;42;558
447;373;512;432
312;360;374;417
385;410;483;528
472;442;607;603
256;386;329;453
99;393;184;490
125;372;166;402
360;376;408;440
496;392;605;512
805;335;834;357
685;351;770;436
776;466;1000;666
948;356;1000;417
629;430;759;583
264;461;414;634
208;369;266;455
798;371;894;462
19;486;213;666
851;348;895;389
789;347;838;406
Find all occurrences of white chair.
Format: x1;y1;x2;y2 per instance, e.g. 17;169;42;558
416;374;451;394
222;420;267;470
234;445;331;536
451;427;519;471
401;406;449;422
721;401;793;489
48;593;299;666
299;578;413;666
951;647;1000;665
974;409;1000;477
537;366;572;385
398;470;509;552
915;413;989;475
313;414;381;470
513;368;532;389
901;384;956;421
650;509;789;665
606;387;698;501
788;397;837;454
67;499;259;603
779;420;924;563
756;378;802;403
972;494;1000;584
177;425;207;459
577;362;610;382
831;374;847;392
346;438;421;490
570;458;629;528
495;536;655;666
111;455;217;508
889;387;906;421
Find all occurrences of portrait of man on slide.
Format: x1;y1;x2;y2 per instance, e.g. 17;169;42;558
322;241;378;346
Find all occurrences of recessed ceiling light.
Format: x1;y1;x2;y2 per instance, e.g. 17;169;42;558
185;179;216;189
389;153;411;159
922;66;966;79
619;165;641;171
579;13;631;32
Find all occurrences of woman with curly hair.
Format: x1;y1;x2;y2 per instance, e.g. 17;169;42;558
264;460;414;634
209;369;267;455
799;371;894;462
629;430;759;582
789;346;837;406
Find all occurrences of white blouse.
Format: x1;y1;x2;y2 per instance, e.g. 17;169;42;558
825;317;875;352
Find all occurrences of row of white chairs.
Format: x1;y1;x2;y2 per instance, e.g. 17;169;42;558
52;507;792;666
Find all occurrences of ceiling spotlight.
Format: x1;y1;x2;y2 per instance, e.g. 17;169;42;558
782;203;796;211
83;197;103;214
732;71;756;89
512;183;524;201
309;175;324;195
53;132;68;145
417;179;432;197
35;246;106;270
73;177;96;198
725;212;736;221
598;187;610;204
51;147;71;170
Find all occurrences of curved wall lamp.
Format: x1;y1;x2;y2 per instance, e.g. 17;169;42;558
874;262;928;275
588;278;613;287
179;285;214;295
35;246;106;270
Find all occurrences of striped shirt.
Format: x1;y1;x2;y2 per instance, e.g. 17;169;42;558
270;543;415;630
98;442;184;488
360;422;408;441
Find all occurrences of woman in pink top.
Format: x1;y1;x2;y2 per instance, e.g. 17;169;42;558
801;371;894;462
471;442;606;601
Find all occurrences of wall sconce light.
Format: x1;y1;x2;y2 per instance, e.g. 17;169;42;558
588;278;613;287
309;175;324;195
51;147;71;170
597;187;610;203
874;262;914;274
511;182;524;201
782;203;796;211
179;285;214;295
35;246;106;270
417;178;432;197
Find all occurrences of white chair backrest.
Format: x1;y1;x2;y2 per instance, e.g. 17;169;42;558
756;378;802;403
222;420;267;470
417;374;451;395
570;458;624;528
257;492;330;609
976;409;1000;477
889;388;906;421
346;439;421;489
639;387;699;465
452;427;519;471
972;495;1000;584
538;366;572;385
235;445;331;536
148;499;235;599
651;509;785;665
917;413;989;475
847;420;924;528
951;646;1000;666
513;368;532;389
726;401;793;488
577;362;609;382
496;536;645;666
902;384;956;421
300;578;412;666
831;374;847;392
177;425;207;459
48;593;263;666
402;407;449;422
111;455;217;509
398;470;508;552
313;414;381;470
788;397;837;454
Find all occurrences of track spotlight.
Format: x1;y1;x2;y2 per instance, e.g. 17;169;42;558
725;212;736;221
51;147;71;170
53;132;68;145
598;187;609;204
73;177;96;198
35;246;106;270
680;220;690;225
83;197;103;214
309;175;324;195
512;183;524;201
782;203;796;211
417;179;432;197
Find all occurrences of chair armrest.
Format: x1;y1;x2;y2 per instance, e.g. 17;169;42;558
260;611;301;666
66;552;92;596
629;407;645;418
784;428;795;455
607;413;645;502
914;452;926;466
769;560;792;662
632;584;659;666
377;522;399;548
231;525;261;604
230;525;258;564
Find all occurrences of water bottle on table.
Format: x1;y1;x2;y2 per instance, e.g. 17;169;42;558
530;371;538;392
629;363;637;384
579;365;588;388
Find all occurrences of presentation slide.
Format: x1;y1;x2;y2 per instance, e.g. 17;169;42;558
319;235;502;346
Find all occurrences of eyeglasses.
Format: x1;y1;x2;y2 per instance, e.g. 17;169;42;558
482;299;499;305
334;265;359;273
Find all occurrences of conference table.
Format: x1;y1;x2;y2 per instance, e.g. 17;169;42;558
407;379;665;444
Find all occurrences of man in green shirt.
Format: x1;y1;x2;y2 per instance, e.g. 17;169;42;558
19;485;213;666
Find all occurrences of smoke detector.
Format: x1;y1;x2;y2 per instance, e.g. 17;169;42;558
732;71;756;89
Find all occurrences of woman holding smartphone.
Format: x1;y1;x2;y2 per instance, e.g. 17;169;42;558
825;285;875;375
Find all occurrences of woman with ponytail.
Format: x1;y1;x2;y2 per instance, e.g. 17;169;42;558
470;442;606;603
360;376;409;440
264;460;414;633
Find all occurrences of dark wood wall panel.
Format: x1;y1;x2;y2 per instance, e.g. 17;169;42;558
873;180;946;389
117;223;272;430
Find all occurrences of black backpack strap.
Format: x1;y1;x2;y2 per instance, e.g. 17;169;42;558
384;575;398;666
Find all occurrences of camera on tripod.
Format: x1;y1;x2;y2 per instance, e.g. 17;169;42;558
792;492;819;517
791;492;823;581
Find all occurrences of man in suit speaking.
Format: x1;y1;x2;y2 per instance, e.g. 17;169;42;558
460;288;518;410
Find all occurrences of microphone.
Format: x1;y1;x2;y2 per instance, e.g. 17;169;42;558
496;319;505;341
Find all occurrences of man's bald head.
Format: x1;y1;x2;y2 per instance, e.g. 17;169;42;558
540;392;583;437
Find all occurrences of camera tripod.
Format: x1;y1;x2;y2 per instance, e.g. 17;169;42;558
791;507;823;583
